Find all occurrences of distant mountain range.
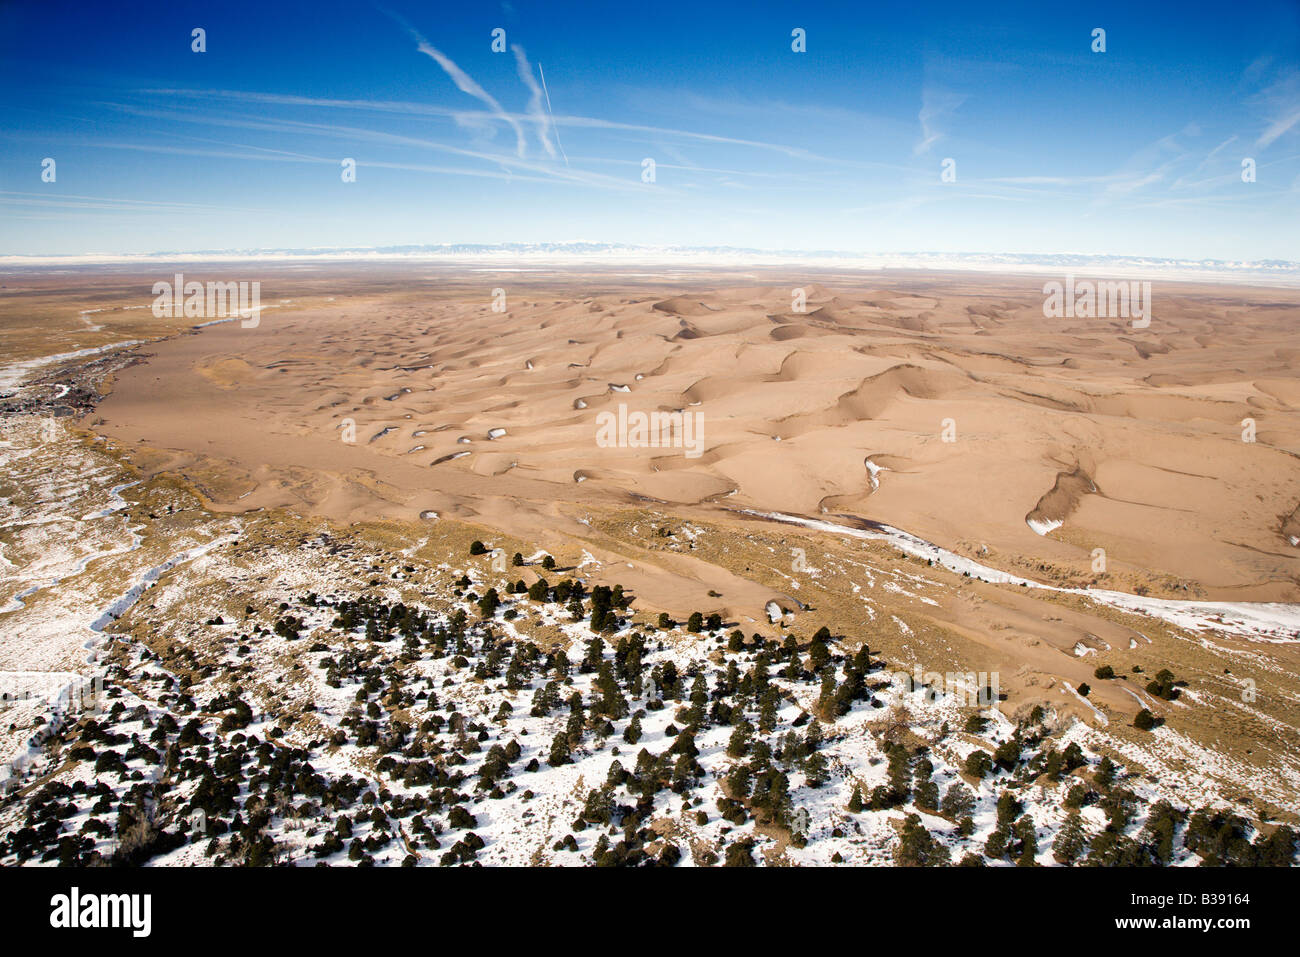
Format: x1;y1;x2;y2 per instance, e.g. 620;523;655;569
3;244;1298;283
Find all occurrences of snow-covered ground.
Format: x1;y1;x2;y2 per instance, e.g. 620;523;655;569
740;510;1300;643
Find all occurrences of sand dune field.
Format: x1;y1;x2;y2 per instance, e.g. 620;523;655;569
87;268;1300;609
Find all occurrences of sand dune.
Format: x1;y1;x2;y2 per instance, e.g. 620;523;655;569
91;271;1300;602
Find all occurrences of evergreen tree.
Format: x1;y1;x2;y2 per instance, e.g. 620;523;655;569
623;714;643;745
1053;812;1087;865
1133;708;1158;731
940;783;975;821
727;720;753;758
895;814;951;867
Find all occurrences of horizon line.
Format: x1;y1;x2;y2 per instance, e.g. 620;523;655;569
3;244;1299;286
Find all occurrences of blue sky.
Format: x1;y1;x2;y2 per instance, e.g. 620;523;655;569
1;0;1297;259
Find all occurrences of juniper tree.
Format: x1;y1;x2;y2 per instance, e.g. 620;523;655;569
804;751;829;789
895;814;951;867
1095;755;1116;789
993;736;1021;771
1140;800;1180;864
914;779;939;813
565;694;586;747
727;719;753;758
686;674;709;726
548;733;571;767
1133;708;1158;731
995;790;1021;828
594;661;628;720
886;743;912;799
758;687;779;734
622;714;643;745
1014;815;1038;866
984;826;1009;861
724;839;756;867
581;636;605;673
808;635;831;672
1146;668;1179;701
940;783;975;821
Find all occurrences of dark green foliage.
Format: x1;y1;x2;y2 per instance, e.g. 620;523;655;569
1052;812;1087;865
1145;668;1181;701
895;814;951;866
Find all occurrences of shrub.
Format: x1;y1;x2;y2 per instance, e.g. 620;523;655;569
1133;708;1158;731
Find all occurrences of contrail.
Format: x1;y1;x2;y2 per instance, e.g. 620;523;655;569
537;63;569;167
511;44;556;159
381;6;527;158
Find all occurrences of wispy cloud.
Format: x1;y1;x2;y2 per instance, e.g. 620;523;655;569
103;102;655;193
140;87;844;164
382;8;527;157
1241;60;1300;150
0;190;262;214
511;44;555;159
1258;102;1300;149
914;86;967;156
